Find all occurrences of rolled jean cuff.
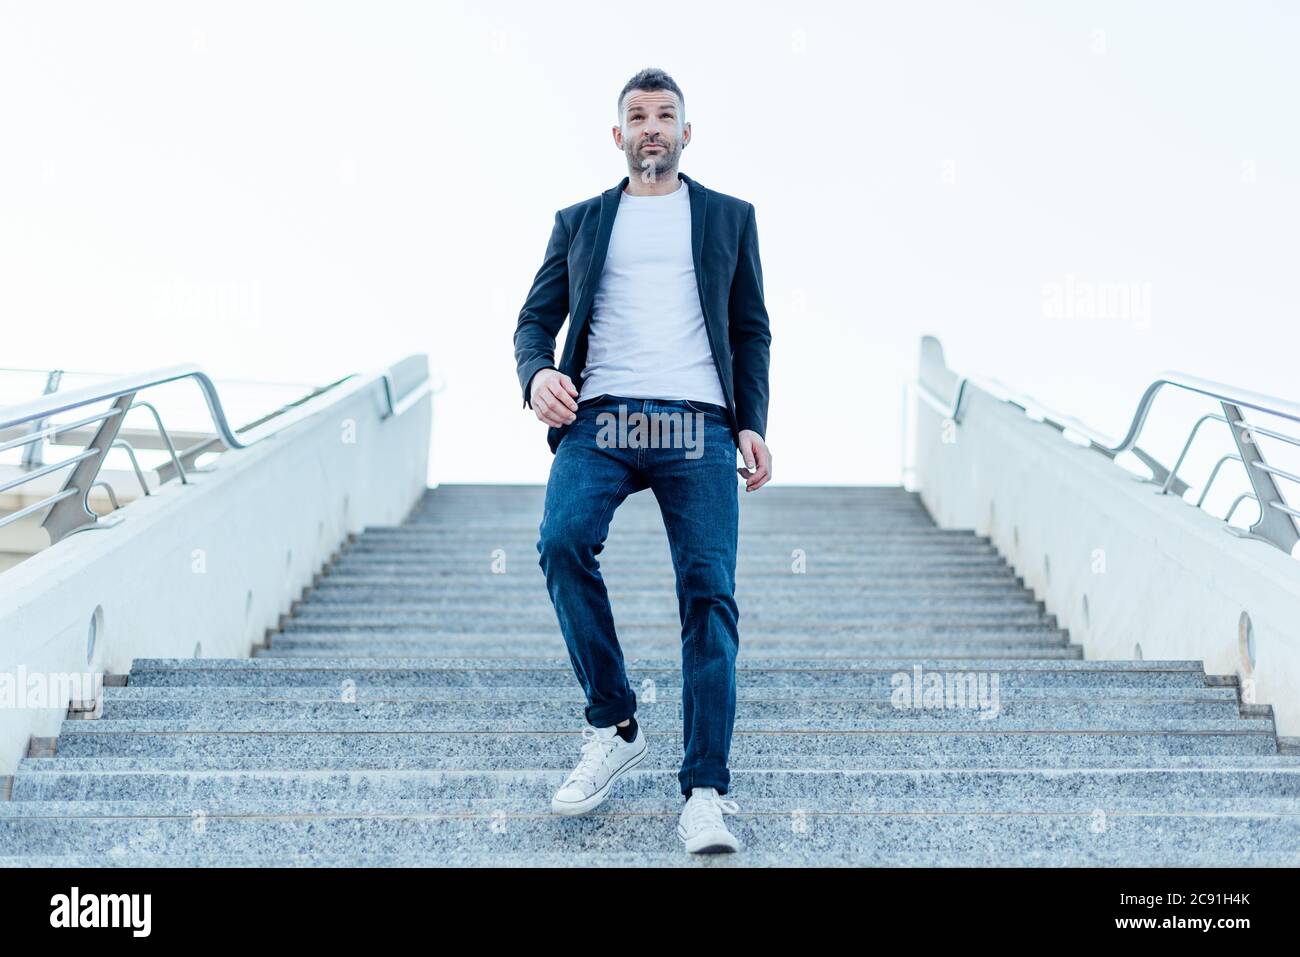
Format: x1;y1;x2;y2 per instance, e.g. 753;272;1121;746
584;693;637;729
680;768;730;797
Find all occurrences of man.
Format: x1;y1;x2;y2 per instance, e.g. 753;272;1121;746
512;67;772;854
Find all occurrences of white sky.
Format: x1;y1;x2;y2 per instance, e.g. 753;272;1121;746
2;1;1297;489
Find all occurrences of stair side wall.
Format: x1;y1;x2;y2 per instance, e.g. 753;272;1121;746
0;359;432;775
913;340;1300;735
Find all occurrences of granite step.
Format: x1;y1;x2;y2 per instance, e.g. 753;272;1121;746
298;593;1053;612
3;811;1299;863
49;729;1279;761
83;698;1246;723
6;793;1300;818
16;766;1300;806
22;753;1300;772
8;846;1298;867
121;657;1226;689
256;644;1085;659
308;580;1034;597
283;618;1060;634
94;684;1245;702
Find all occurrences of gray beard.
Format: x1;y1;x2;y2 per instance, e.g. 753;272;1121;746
628;145;679;182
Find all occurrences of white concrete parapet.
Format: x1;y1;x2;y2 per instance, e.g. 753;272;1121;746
0;355;431;773
913;336;1300;736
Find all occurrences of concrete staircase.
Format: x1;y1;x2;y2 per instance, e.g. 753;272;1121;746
4;484;1300;866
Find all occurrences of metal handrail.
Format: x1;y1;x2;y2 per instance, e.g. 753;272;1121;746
89;481;121;512
916;339;1300;554
919;371;1191;494
0;362;431;542
110;440;153;497
1;488;80;528
1195;454;1243;508
0;448;100;494
1225;493;1259;524
126;400;190;485
1162;413;1227;494
919;369;1300;459
0;409;121;455
0;364;428;447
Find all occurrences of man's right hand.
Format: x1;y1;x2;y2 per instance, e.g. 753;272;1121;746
529;368;579;426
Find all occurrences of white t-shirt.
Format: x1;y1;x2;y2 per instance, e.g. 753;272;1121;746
578;175;727;406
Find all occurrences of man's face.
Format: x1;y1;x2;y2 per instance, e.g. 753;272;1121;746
614;89;689;180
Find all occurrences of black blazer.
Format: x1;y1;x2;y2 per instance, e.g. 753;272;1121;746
513;171;771;455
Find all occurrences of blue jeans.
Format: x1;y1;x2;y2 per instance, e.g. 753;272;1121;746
536;393;740;797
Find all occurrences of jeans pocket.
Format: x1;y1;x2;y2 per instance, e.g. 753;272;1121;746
682;399;727;422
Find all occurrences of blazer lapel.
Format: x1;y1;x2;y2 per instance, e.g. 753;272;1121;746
570;176;628;336
679;172;709;298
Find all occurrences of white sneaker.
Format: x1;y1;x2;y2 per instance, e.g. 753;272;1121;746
677;786;741;853
550;722;648;816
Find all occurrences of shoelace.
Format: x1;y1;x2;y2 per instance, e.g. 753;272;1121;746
563;725;619;789
681;791;740;833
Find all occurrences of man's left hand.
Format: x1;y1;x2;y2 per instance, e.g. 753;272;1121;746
736;430;771;492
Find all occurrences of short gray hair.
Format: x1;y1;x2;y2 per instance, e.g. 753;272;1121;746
617;68;685;123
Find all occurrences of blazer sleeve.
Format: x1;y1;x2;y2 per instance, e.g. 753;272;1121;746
514;210;570;409
727;202;772;440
